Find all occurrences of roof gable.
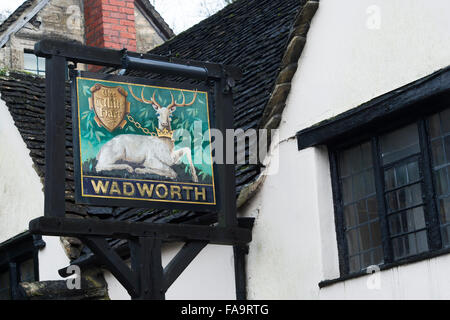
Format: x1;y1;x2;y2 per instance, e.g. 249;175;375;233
0;0;174;47
135;0;174;40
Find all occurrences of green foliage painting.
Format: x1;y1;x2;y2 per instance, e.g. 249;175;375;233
76;77;214;185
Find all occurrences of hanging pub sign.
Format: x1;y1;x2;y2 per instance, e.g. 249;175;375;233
71;72;218;210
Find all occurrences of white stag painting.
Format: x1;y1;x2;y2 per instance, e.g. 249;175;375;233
76;77;214;186
95;87;199;182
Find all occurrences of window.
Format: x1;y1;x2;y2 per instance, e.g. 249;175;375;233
0;233;44;300
296;67;450;283
332;109;450;275
0;269;10;300
23;51;46;76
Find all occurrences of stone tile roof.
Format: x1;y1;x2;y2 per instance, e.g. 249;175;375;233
128;0;308;199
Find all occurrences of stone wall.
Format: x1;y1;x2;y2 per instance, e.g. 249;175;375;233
135;3;164;53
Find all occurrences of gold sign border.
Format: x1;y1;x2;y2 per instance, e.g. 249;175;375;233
76;77;216;205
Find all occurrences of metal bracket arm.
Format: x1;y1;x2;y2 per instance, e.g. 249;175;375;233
34;39;242;81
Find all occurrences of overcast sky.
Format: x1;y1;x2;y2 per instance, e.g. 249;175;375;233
0;0;227;34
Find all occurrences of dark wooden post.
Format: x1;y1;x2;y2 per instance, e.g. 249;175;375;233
233;245;248;300
130;237;165;300
44;55;67;218
215;75;238;228
9;262;19;300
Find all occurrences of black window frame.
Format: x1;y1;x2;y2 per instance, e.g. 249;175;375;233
0;232;45;300
295;65;450;286
329;116;445;276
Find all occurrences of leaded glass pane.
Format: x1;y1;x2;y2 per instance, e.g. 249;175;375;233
428;109;450;247
339;141;383;273
380;124;428;259
380;124;420;165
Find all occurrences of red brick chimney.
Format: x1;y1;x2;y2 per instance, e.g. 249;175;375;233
84;0;137;56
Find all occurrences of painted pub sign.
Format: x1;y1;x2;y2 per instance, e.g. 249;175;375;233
72;72;218;210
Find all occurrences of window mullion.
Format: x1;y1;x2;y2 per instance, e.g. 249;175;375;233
418;119;442;250
329;150;350;275
33;249;40;282
8;262;19;300
371;136;393;264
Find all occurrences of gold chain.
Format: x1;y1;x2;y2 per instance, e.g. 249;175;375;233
126;114;157;136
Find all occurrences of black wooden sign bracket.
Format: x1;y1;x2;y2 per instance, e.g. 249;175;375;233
29;39;250;300
29;216;253;299
74;236;205;299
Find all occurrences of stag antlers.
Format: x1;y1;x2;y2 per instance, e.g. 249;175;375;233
168;90;197;109
128;85;162;109
128;86;197;109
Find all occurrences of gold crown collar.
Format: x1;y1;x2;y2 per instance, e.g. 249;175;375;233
156;127;174;139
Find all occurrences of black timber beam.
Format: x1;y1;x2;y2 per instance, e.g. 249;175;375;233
29;217;252;245
130;237;165;299
234;217;255;300
215;76;238;228
80;236;138;297
34;39;242;81
296;65;450;150
44;55;67;218
57;217;251;278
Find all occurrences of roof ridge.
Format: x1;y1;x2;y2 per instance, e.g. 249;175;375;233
0;69;45;82
147;0;241;52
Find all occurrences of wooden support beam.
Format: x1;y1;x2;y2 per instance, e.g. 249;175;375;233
80;237;138;297
234;218;254;300
34;39;242;80
44;55;67;218
233;245;248;300
130;237;165;300
215;76;238;228
29;217;252;245
163;241;208;292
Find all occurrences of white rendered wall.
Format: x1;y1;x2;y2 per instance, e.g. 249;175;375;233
38;236;71;281
0;95;45;243
0;94;70;281
105;242;235;300
240;0;450;299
